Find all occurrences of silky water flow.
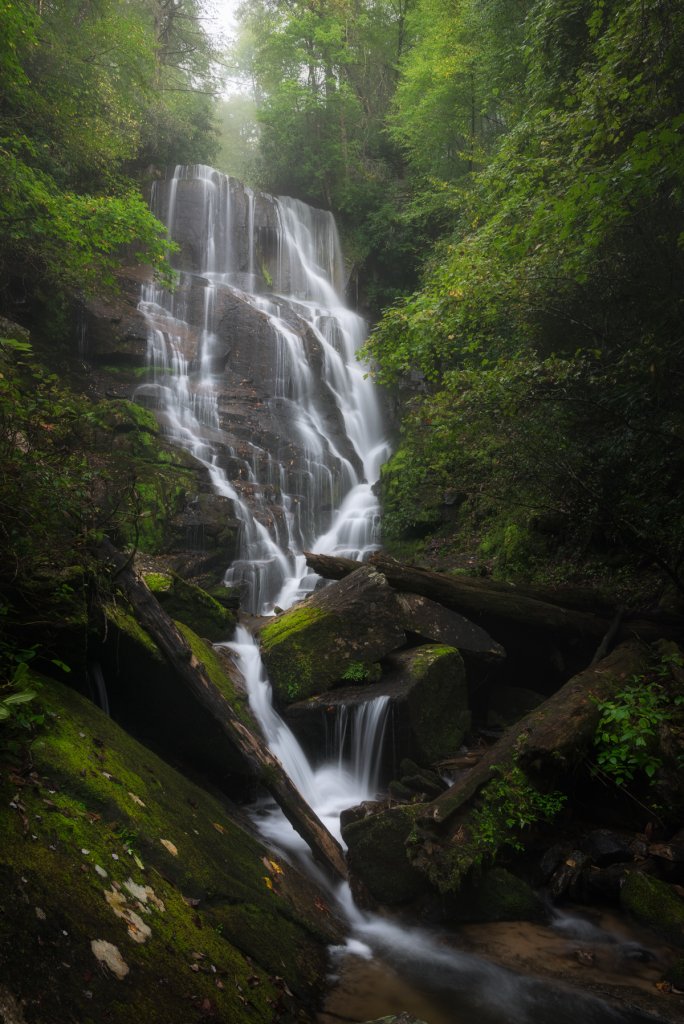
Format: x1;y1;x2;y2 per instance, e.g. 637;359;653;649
139;166;660;1024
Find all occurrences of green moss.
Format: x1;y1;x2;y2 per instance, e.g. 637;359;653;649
105;602;162;660
621;871;684;947
156;573;236;642
260;606;335;703
175;621;252;727
260;605;329;649
0;676;338;1023
403;645;470;762
342;805;427;905
143;572;172;593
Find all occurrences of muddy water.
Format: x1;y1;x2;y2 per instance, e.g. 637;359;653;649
318;907;678;1024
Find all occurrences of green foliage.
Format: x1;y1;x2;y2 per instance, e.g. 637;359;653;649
341;661;369;683
594;654;684;787
470;763;567;856
0;0;219;311
362;0;684;585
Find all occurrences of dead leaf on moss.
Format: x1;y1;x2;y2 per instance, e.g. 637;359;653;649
128;792;146;807
160;839;178;857
91;939;129;980
212;822;226;834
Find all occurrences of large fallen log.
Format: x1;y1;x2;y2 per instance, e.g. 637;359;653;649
423;639;650;827
306;552;610;640
407;640;650;891
305;551;676;647
99;542;348;882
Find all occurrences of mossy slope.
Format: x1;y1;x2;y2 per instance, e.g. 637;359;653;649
0;677;342;1023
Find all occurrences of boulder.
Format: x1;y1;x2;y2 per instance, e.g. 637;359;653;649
285;644;469;773
0;677;343;1024
379;646;470;765
259;565;406;705
452;867;547;923
620;870;684;947
396;591;505;661
342;803;428;905
581;829;636;868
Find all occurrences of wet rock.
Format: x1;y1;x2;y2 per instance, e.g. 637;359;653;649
82;269;149;368
586;862;633;901
547;850;592;901
581;829;636;867
395;592;506;661
342;803;428;905
452;868;547;924
362;1017;430;1024
260;565;406;705
621;870;684;947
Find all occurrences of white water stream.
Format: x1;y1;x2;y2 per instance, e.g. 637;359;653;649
138;167;659;1024
138;163;389;614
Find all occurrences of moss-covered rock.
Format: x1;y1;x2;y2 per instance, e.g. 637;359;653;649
98;604;255;795
0;676;343;1023
451;867;546;923
620;870;684;947
383;645;470;764
144;571;236;641
342;804;428;905
260;565;406;705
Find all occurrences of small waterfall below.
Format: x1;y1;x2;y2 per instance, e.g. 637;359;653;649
226;631;654;1024
137;163;389;615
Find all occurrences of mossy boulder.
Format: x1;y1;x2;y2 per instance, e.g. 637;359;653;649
451;868;546;923
285;645;469;774
620;870;684;947
0;677;343;1024
342;804;428;905
260;565;406;705
382;645;470;764
144;571;236;642
98;604;255;796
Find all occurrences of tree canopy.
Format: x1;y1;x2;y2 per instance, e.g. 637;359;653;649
0;0;220;314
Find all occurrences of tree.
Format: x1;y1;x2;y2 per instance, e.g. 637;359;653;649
364;0;684;588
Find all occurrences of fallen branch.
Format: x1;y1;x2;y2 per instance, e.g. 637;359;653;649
98;541;348;882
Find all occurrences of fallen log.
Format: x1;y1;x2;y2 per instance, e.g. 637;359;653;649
406;640;650;892
305;552;611;642
305;551;678;648
99;542;348;882
423;639;650;828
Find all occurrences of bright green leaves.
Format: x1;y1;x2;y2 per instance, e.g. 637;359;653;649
0;0;218;308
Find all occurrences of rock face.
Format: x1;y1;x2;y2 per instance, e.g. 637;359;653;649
260;565;406;704
396;591;505;661
0;678;343;1024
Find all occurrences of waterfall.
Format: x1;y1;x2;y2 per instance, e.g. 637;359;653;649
137;164;389;615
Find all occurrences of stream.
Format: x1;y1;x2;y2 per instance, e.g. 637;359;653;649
139;164;669;1024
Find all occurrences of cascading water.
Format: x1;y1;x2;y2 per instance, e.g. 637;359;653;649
136;166;658;1024
137;163;389;615
225;630;655;1024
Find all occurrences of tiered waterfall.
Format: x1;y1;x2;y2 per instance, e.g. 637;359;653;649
137;164;389;614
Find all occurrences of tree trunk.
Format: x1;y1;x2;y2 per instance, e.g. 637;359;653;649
99;543;348;882
304;551;676;646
